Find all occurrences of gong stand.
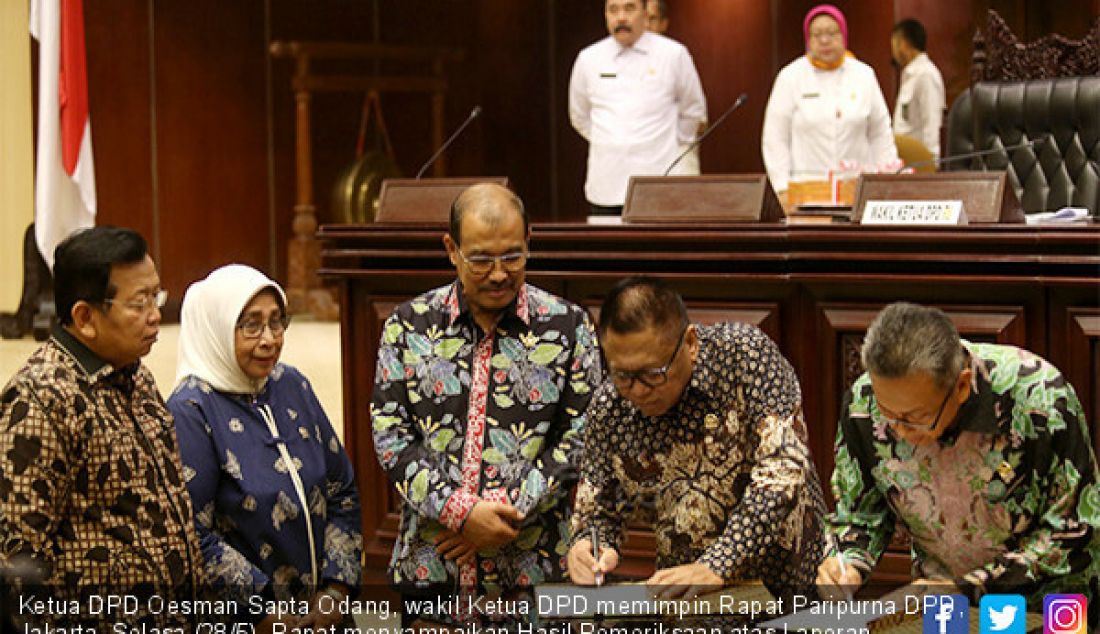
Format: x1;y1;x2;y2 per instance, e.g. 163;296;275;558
269;41;463;319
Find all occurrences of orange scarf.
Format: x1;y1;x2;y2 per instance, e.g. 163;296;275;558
807;50;855;71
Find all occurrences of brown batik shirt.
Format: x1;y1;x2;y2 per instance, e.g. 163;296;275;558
0;328;205;627
573;322;827;602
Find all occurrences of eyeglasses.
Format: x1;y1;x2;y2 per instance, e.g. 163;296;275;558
237;315;291;339
809;29;842;40
457;249;528;277
874;377;956;432
104;289;168;313
610;326;687;391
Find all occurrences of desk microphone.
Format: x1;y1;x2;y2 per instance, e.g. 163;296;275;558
663;93;748;176
896;135;1049;174
415;106;482;179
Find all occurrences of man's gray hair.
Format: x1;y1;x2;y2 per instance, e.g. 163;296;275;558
861;302;965;389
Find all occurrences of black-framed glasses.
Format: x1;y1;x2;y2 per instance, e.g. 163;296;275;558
236;315;291;339
875;377;956;432
457;249;528;277
103;289;168;314
610;326;687;391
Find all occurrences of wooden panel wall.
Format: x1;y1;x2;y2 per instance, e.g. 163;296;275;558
81;0;1099;298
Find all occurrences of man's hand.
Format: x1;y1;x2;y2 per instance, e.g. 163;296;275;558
815;556;862;601
646;563;722;600
461;501;523;549
434;529;478;565
567;539;619;586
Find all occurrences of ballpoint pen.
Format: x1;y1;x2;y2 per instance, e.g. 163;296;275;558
591;526;604;587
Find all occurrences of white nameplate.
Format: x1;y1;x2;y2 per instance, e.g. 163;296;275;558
861;200;967;225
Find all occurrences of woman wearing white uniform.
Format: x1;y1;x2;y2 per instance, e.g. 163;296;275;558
762;4;898;204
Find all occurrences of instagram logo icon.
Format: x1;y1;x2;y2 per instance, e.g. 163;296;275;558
1044;594;1087;634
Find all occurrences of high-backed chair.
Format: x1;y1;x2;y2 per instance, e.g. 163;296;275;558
942;11;1100;215
944;77;1100;215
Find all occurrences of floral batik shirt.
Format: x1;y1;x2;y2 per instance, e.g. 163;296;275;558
0;328;205;629
572;322;827;602
371;282;602;598
830;341;1100;618
168;364;362;615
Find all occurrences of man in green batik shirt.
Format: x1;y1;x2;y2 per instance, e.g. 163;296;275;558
818;302;1100;627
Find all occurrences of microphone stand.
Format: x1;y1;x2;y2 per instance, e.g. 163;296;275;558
663;93;748;176
897;136;1048;174
415;106;482;179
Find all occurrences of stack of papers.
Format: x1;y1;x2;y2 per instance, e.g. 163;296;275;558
1025;207;1091;224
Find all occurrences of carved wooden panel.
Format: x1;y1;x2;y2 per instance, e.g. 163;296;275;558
971;10;1100;82
1066;309;1100;458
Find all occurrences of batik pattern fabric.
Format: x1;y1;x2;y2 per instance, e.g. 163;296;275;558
168;363;362;612
830;341;1100;621
572;322;827;603
0;329;205;629
371;282;601;607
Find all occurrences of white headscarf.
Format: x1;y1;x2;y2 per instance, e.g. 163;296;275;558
175;264;287;395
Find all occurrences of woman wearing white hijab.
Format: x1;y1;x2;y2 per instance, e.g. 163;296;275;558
168;264;361;630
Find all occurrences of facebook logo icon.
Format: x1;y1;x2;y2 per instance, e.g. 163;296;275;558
923;594;970;634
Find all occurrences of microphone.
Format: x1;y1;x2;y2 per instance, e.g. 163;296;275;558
415;106;482;179
663;93;747;176
896;135;1049;174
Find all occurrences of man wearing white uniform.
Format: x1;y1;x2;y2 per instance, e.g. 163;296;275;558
761;4;897;201
569;0;707;215
891;19;946;160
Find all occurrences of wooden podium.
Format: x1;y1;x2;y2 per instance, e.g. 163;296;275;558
852;172;1025;223
622;174;784;223
375;177;509;224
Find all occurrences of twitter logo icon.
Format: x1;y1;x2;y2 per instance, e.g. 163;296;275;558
981;594;1027;634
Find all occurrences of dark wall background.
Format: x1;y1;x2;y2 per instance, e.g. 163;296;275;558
81;0;1100;299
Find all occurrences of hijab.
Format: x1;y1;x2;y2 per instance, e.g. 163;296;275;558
803;4;848;48
175;264;287;395
803;4;854;71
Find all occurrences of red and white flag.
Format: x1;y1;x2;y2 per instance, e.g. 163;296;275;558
30;0;96;271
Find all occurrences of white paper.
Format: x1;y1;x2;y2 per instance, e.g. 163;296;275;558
1025;207;1090;225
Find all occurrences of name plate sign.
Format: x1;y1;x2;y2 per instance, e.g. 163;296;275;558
861;200;967;225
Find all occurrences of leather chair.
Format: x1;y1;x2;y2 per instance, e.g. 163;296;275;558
944;77;1100;215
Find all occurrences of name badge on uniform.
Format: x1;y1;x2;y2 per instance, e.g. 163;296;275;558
801;92;820;99
600;72;617;78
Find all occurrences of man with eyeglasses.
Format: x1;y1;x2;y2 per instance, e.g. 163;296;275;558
819;302;1099;627
568;277;826;605
371;183;602;628
0;226;204;630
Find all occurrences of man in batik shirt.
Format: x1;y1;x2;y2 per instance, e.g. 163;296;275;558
568;277;826;603
0;227;204;630
371;183;601;625
819;302;1100;627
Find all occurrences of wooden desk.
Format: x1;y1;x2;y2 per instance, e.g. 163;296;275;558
319;222;1100;585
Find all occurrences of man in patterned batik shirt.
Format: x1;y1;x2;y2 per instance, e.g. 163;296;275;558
819;302;1100;627
371;183;602;626
0;227;204;630
568;277;826;604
